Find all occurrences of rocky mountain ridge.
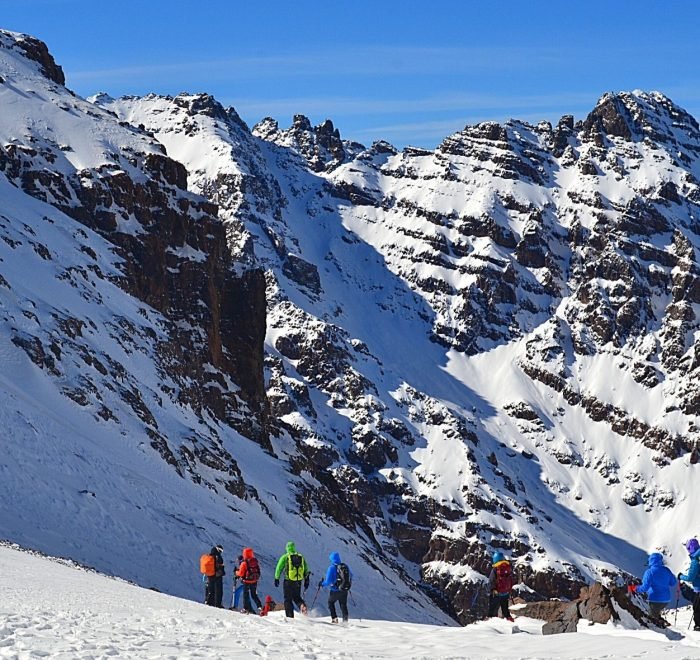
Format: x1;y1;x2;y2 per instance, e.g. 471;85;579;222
2;29;699;625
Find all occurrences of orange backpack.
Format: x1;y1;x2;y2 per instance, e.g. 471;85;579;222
200;553;216;577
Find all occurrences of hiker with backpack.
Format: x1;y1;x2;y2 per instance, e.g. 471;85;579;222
318;551;353;623
678;538;700;631
274;541;310;618
259;595;276;617
627;552;676;619
487;551;514;621
200;544;225;608
237;547;263;614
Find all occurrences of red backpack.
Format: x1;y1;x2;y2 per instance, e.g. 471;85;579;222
494;562;513;593
243;557;261;583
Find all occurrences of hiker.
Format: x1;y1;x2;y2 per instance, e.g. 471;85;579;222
628;552;676;619
274;541;310;618
260;595;276;616
678;538;700;631
318;551;353;623
237;547;263;614
487;551;514;621
206;544;225;608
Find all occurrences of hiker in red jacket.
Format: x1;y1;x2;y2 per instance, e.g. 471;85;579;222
487;551;514;621
237;547;263;613
259;595;276;616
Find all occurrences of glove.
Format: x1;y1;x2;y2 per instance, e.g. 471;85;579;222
678;573;683;581
304;576;310;590
274;579;279;588
627;584;637;594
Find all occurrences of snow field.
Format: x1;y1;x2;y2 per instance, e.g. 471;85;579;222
1;546;699;659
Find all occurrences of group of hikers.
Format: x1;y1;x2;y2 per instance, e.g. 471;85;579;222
626;538;700;630
200;537;700;629
486;538;700;629
200;541;353;623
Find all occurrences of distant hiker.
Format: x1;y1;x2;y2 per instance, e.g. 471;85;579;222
487;551;514;621
628;552;676;619
678;538;700;631
237;547;263;614
318;551;353;623
260;594;276;617
274;541;310;618
204;544;225;608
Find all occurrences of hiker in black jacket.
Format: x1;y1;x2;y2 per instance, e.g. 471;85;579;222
206;544;225;608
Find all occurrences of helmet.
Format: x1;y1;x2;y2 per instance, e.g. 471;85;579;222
492;551;505;564
686;538;699;555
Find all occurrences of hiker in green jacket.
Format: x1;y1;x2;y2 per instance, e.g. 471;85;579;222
274;541;311;618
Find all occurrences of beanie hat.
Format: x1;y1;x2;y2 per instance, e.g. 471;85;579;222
492;551;505;564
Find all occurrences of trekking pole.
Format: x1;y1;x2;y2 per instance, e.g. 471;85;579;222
674;583;680;627
310;584;322;608
349;590;356;606
230;577;237;609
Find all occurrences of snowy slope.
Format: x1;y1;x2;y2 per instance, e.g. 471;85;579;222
1;544;698;660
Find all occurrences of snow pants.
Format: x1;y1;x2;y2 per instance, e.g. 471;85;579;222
328;590;349;621
488;593;511;619
283;579;306;618
206;575;223;608
694;592;700;628
243;582;263;613
648;601;667;619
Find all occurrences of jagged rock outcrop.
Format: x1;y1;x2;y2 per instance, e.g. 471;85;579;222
516;582;666;634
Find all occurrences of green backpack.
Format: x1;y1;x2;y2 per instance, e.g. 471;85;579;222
287;553;304;581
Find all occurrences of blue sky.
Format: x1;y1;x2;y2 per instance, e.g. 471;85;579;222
2;0;699;147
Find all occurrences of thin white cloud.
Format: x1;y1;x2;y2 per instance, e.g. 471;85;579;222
66;45;584;83
229;91;602;119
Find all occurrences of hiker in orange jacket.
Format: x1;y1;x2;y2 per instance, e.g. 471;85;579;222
237;547;263;613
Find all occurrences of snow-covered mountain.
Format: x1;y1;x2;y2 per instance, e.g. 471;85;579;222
2;28;700;625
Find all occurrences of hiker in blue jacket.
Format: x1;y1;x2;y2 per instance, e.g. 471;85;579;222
678;538;700;631
319;551;352;623
628;552;676;619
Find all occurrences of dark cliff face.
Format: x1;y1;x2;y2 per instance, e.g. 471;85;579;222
0;34;269;451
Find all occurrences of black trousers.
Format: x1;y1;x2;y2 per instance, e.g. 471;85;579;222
328;590;349;621
283;579;306;618
694;592;700;627
488;593;511;619
648;601;667;619
243;582;263;612
206;575;223;608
